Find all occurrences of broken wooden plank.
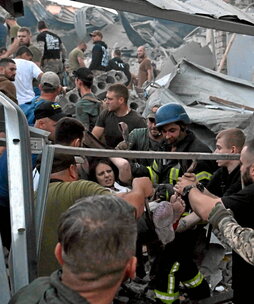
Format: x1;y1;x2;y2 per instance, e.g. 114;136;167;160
209;96;254;112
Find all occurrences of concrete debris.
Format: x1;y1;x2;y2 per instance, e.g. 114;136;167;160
56;70;127;116
92;70;128;99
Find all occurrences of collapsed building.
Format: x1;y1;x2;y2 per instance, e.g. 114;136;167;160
1;0;254;303
12;0;254;147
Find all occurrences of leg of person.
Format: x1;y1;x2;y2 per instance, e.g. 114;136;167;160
176;230;210;301
136;213;158;279
153;240;181;304
0;205;11;250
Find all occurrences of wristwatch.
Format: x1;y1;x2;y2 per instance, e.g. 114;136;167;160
182;183;205;197
196;182;205;192
182;184;197;197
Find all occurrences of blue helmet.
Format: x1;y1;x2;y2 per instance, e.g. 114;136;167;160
155;103;191;128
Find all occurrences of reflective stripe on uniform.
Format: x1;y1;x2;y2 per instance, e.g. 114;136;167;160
146;166;159;184
147;160;159;184
154;290;180;303
154;262;180;303
196;171;212;182
182;271;204;289
169;168;179;184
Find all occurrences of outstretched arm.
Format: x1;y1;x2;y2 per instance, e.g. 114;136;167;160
110;157;132;185
209;202;254;266
116;177;154;218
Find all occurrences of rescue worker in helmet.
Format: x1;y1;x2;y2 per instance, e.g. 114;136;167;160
132;103;217;303
134;103;216;185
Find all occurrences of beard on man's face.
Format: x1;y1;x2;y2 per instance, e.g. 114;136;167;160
241;165;253;188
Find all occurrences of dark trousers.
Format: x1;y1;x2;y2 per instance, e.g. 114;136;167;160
154;229;210;301
0;205;11;250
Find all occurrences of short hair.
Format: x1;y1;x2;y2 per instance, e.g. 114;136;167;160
18;27;31;35
216;128;245;151
244;139;254;159
15;46;33;57
88;158;118;184
38;20;47;31
114;49;121;57
0;58;15;67
58;195;137;282
55;117;85;145
107;83;129;103
73;67;93;89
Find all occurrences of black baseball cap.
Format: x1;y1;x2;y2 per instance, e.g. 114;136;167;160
34;101;66;121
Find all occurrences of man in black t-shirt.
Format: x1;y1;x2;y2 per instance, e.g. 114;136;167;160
175;138;254;304
92;83;146;148
207;128;245;197
36;21;67;83
106;49;131;86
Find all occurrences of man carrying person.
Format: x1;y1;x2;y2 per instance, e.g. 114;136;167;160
175;138;254;304
89;30;109;74
92;83;146;148
132;103;216;185
132;103;216;303
9;195;138;304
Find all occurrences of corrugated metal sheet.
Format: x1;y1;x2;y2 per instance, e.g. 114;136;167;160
72;0;254;35
147;0;254;22
142;58;254;147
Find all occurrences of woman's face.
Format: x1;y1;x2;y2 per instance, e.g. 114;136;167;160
95;163;115;187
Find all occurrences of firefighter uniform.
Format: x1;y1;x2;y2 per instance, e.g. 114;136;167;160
132;104;217;303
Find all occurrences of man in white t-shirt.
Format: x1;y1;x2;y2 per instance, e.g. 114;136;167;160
14;46;43;105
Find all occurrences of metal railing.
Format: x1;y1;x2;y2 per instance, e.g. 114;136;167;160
0;92;36;299
0;91;240;301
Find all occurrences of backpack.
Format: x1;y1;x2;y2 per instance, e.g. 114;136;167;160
20;96;45;126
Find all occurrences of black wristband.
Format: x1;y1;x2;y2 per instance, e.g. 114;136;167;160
196;182;205;192
182;184;197;197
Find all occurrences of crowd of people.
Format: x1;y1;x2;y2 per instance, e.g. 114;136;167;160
0;17;254;304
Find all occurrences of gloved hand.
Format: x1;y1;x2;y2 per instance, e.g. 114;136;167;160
154;183;174;201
